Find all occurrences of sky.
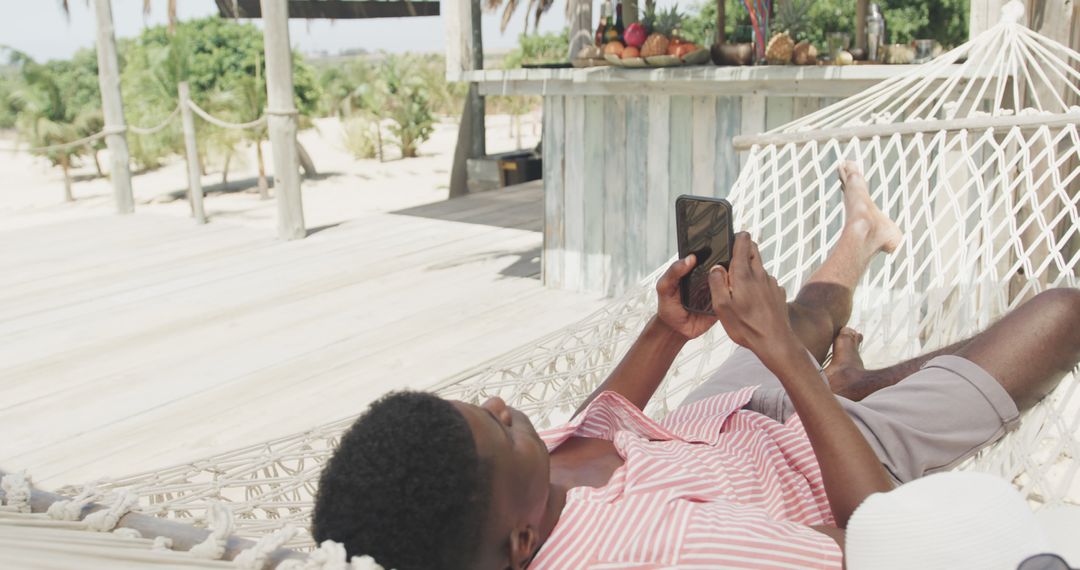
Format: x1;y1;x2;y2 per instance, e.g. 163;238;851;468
0;0;620;63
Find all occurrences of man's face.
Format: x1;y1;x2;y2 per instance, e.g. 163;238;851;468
451;397;551;567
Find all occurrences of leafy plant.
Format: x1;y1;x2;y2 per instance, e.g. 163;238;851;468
342;116;380;159
680;0;969;48
774;0;814;41
500;30;569;68
119;17;321;169
379;55;435;159
9;56;88;201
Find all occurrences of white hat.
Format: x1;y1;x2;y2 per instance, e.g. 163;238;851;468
846;471;1079;570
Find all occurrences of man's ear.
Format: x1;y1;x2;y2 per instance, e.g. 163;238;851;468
508;525;538;569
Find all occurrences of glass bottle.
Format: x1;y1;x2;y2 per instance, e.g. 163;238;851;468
614;2;625;43
596;3;610;47
603;2;619;44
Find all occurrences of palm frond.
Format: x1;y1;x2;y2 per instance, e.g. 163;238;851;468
499;0;520;32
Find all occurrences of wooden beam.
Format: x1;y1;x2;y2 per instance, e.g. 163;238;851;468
260;0;306;240
732;112;1080;150
467;0;485;160
216;0;440;19
178;82;207;224
448;0;485;197
567;0;592;61
91;0;134;215
970;0;1007;39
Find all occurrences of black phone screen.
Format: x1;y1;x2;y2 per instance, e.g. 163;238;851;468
675;196;733;314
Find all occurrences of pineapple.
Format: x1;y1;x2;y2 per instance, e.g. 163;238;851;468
654;5;683;37
773;0;813;41
641;0;657;33
765;31;795;64
641;4;682;57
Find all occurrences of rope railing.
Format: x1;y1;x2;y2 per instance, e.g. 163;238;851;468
128;105;182;136
185;100;267;131
5;98;270;155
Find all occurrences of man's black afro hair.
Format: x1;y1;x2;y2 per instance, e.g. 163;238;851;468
312;391;491;570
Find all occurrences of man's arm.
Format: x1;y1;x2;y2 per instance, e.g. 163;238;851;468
709;234;894;528
572;255;717;417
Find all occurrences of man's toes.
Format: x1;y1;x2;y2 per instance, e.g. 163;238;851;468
838;327;863;344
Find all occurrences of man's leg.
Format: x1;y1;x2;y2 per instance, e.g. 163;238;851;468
786;161;902;364
824;329;971;401
829;289;1080;409
680;162;901;409
816;288;1080;483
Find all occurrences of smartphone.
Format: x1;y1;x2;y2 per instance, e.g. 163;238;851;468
675;195;734;314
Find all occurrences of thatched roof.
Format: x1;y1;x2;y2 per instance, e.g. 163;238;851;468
214;0;439;19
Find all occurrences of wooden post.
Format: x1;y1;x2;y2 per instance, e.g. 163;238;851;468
91;0;134;214
259;0;306;240
715;0;726;44
970;0;1006;38
447;0;486;198
567;0;593;61
468;0;485;160
178;82;207;224
625;0;639;26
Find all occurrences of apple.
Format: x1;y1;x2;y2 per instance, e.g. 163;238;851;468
624;23;647;48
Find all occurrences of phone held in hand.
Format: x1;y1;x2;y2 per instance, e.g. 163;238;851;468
675;195;734;314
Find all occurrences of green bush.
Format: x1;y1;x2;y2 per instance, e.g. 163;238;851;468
501;30;569;68
119;16;321;169
681;0;969;49
342;116;381;159
379;55;435;158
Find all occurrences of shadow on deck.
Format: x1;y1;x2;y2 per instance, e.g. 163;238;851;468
389;179;542;233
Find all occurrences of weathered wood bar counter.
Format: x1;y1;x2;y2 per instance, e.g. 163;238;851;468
465;64;917;296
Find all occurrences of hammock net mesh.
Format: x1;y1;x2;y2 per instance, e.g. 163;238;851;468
40;3;1080;553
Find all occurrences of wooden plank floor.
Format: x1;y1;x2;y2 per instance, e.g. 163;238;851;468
0;182;606;488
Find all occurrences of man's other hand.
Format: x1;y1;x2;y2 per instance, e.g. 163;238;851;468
656;254;718;340
708;232;792;351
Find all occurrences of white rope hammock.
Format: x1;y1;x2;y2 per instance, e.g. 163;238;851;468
5;1;1078;565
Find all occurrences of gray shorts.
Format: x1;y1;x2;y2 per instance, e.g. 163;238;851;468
680;346;1021;484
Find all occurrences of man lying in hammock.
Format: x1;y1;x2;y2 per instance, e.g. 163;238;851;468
311;163;1080;570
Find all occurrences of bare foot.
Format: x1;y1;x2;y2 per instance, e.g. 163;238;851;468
825;327;867;400
838;161;903;254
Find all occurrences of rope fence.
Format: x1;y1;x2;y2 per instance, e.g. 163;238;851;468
5;99;269;154
186;100;267;131
127;105;182;136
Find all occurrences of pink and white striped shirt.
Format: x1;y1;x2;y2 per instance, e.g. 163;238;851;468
529;387;842;569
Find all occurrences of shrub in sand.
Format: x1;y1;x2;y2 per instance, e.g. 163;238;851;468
380;55;435;159
342;116;381;160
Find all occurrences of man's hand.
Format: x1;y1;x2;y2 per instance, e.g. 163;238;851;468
657;254;718;340
708;232;792;352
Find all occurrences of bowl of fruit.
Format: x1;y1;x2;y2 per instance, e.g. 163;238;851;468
602;6;709;68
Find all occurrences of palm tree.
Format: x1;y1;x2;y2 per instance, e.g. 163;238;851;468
219;54;271;198
11;59;88;202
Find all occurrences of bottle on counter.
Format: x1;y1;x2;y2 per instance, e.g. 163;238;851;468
866;3;886;62
615;2;626;43
596;2;610;46
603;1;620;44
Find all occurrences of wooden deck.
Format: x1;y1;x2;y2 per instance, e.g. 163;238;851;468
0;181;605;488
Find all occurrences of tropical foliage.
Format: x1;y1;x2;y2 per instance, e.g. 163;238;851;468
119;16;320;171
316;54;448;159
5;47;104;200
682;0;970;49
